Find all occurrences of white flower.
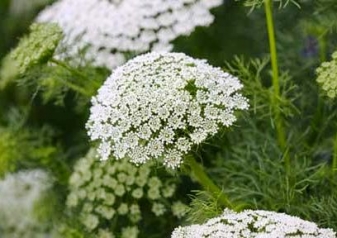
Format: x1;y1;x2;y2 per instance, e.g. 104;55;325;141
36;0;223;69
82;214;99;230
132;188;143;199
117;203;129;215
172;201;190;219
152;203;167;216
87;52;249;169
67;148;188;236
121;226;139;238
98;229;115;238
171;209;336;238
0;170;52;237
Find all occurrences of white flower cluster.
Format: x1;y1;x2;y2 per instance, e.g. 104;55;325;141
0;170;52;238
36;0;223;69
87;52;249;169
67;149;188;237
171;209;336;238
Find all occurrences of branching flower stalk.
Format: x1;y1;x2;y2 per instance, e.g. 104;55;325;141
185;155;232;208
316;51;337;175
333;134;337;175
49;58;93;97
318;33;328;63
264;0;288;169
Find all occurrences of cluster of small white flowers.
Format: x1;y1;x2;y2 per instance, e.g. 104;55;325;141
67;149;188;237
171;209;336;238
87;52;249;169
0;170;52;238
36;0;223;69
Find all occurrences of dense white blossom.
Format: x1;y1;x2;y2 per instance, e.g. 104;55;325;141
36;0;223;69
87;52;249;168
0;170;52;238
171;209;336;238
67;149;188;236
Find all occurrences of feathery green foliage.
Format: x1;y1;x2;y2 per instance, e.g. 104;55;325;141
0;123;58;177
313;0;337;33
185;191;223;224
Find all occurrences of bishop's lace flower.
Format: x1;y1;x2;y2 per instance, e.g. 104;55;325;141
86;52;249;169
66;149;188;237
171;209;336;238
316;51;337;98
36;0;223;69
0;170;53;238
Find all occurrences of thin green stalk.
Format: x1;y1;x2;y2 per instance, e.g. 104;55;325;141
264;0;288;165
61;79;92;97
318;32;327;63
308;32;327;146
50;58;90;81
317;33;337;176
49;58;92;97
333;134;337;175
185;155;233;209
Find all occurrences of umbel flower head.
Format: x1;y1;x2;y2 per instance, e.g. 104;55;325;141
8;23;63;75
316;51;337;98
36;0;223;69
87;52;249;169
0;170;53;238
66;149;188;237
171;209;336;238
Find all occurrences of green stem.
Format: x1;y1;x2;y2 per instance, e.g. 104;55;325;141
49;58;92;96
61;80;92;97
264;0;288;166
50;58;90;81
333;134;337;175
318;32;327;63
185;155;233;209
